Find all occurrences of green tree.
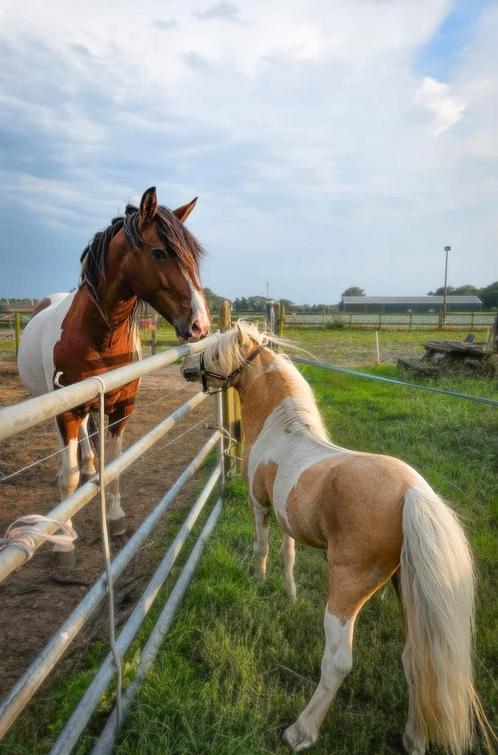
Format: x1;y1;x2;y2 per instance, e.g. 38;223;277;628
451;285;480;296
342;287;365;297
427;286;455;296
480;281;498;309
203;288;228;312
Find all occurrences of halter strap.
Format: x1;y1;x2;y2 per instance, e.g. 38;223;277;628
200;344;265;394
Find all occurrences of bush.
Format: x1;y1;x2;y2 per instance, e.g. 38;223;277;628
325;317;345;329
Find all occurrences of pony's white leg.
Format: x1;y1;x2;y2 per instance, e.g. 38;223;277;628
284;607;355;751
280;533;296;600
106;432;126;536
252;499;269;580
53;434;80;567
79;415;96;481
401;645;426;755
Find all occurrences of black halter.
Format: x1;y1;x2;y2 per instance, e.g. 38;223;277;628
200;344;265;394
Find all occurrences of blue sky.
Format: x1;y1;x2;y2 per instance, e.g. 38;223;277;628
0;0;496;304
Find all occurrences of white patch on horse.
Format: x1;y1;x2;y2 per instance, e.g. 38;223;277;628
248;397;340;530
284;609;355;750
18;291;74;395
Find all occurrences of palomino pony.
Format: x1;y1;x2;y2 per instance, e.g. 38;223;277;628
18;187;210;566
182;322;491;755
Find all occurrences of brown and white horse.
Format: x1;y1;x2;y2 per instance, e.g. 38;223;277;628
182;322;492;755
18;187;210;566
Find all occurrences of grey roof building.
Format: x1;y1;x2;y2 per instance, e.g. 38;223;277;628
342;296;482;313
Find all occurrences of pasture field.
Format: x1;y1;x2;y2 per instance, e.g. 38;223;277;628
1;327;497;753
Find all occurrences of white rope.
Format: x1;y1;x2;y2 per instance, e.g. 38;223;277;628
0;515;77;559
93;378;123;729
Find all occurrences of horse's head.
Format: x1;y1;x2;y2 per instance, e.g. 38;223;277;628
120;187;210;340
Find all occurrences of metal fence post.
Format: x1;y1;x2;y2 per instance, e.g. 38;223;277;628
219;300;242;477
215;390;225;490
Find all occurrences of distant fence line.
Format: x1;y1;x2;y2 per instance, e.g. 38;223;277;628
230;311;495;332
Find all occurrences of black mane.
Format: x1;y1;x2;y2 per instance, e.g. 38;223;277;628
79;204;204;305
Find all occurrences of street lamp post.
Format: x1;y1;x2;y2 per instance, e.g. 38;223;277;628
442;245;451;325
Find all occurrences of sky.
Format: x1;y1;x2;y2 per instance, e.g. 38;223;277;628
0;0;497;304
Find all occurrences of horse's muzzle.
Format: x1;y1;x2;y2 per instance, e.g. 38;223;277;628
182;355;201;382
182;367;200;382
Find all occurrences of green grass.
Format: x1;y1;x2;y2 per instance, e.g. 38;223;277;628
110;366;497;755
2;328;497;754
282;326;487;366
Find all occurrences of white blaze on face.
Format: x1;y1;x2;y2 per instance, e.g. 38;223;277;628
186;272;210;334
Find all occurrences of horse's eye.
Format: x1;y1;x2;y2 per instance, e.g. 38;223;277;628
151;248;168;261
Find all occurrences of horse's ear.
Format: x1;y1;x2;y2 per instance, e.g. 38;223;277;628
173;197;198;224
139;187;158;225
236;320;248;347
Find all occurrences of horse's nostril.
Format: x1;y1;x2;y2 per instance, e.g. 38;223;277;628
191;321;201;336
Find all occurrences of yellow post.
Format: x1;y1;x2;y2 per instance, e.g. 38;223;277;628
15;312;21;357
277;303;285;339
219;300;242;477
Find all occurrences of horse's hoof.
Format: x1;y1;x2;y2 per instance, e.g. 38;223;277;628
108;516;126;536
52;548;76;570
283;722;317;751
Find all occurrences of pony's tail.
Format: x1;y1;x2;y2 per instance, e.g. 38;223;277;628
400;487;494;754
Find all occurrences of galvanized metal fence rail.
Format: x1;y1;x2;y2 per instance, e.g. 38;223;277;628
0;335;227;752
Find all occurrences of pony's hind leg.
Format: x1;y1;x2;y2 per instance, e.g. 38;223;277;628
391;573;426;755
284;562;391;751
79;415;96;482
280;533;296;600
284;602;356;751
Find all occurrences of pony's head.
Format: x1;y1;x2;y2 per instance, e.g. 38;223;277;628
182;321;268;390
80;187;210;340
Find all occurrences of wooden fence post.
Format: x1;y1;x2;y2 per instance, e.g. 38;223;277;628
219;300;242;477
15;312;21;357
277;303;285;339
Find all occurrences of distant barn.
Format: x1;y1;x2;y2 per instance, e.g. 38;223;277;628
342;295;482;313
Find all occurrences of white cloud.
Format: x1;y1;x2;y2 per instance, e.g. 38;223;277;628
0;0;497;300
415;76;466;135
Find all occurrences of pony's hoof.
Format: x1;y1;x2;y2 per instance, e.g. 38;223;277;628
283;722;317;751
402;731;425;755
52;548;76;570
108;516;126;536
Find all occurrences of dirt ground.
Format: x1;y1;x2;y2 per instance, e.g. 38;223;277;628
0;360;216;701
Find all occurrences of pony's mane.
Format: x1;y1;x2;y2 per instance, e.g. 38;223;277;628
211;321;331;444
80;204;204;306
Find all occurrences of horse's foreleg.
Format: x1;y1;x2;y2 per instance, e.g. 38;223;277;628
79;415;96;482
106;430;126;536
251;498;270;580
54;416;82;568
280;533;296;600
